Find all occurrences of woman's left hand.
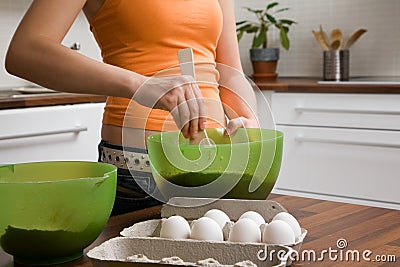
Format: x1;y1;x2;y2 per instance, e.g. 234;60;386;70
224;117;259;136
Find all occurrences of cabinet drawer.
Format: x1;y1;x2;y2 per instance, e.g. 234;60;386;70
0;103;105;164
275;125;400;209
272;93;400;130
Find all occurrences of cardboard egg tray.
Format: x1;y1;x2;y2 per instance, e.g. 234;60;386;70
87;198;307;267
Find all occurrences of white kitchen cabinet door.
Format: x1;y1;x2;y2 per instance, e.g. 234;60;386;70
274;125;400;210
272;93;400;130
0;103;105;164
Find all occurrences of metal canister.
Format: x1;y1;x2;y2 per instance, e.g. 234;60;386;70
323;50;349;81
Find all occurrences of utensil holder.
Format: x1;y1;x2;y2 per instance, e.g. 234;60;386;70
323;50;349;81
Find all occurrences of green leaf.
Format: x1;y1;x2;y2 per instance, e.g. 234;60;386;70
280;28;290;50
252;35;258;49
280;19;297;26
244;7;263;15
246;26;260;33
265;13;277;24
236;23;254;32
266;2;279;10
236;20;248;26
237;23;259;34
237;31;244;42
275;8;290;13
253;30;266;48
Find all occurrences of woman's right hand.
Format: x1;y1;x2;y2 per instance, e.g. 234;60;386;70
133;75;206;140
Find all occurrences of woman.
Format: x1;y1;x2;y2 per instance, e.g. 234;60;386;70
5;0;259;215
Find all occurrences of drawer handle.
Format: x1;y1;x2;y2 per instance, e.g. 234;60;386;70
295;107;400;116
295;136;400;149
0;126;88;141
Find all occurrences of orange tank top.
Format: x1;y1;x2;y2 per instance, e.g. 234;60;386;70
90;0;226;131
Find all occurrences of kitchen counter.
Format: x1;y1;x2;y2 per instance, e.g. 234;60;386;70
256;77;400;94
1;194;398;266
1;76;399;110
0;91;107;110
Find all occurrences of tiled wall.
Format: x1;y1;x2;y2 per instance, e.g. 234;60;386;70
0;0;399;89
235;0;400;78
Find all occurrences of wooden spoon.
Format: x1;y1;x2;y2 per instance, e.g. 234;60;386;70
344;29;367;50
319;25;330;49
330;28;343;50
312;30;330;51
177;48;213;146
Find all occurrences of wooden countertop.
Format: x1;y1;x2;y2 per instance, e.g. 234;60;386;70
1;76;399;110
0;92;107;110
256;77;400;94
1;194;398;267
1;76;400;110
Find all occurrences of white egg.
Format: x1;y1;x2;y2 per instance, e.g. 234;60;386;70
238;211;266;227
228;218;261;243
160;215;191;239
262;220;295;245
203;209;231;229
272;212;302;239
191;217;224;241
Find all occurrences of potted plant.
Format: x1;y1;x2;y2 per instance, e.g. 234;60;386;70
236;1;296;81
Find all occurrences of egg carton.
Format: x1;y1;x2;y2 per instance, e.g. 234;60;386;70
87;198;307;267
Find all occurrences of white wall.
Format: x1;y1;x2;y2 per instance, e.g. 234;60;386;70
234;0;400;77
0;0;399;89
0;0;101;89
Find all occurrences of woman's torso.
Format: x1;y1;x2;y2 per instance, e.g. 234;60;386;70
84;0;226;147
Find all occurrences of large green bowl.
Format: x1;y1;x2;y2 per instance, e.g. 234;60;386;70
147;128;283;201
0;161;117;265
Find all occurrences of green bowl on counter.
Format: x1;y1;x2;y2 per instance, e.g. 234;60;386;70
0;161;117;265
147;128;283;201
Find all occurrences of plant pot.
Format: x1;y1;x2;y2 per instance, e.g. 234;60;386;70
250;48;280;81
251;61;278;74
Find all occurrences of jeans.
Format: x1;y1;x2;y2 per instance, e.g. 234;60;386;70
98;141;162;216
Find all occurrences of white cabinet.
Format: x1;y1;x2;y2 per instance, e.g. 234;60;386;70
0;102;105;164
271;93;400;210
271;93;400;130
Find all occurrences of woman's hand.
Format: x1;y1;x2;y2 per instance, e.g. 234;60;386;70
133;75;206;140
224;117;259;136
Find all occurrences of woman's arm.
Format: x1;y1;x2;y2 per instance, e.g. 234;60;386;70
5;0;205;139
216;0;259;134
5;0;143;98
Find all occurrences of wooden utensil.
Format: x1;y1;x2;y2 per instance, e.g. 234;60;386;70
344;28;367;49
177;48;213;146
319;25;330;49
330;28;343;50
312;30;330;51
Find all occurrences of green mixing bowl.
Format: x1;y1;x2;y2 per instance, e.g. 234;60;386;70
147;128;283;201
0;161;117;265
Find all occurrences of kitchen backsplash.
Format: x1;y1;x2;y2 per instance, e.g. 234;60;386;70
0;0;399;89
235;0;400;78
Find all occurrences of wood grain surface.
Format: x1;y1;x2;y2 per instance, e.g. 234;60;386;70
0;93;107;110
255;77;400;94
0;194;398;267
1;77;400;110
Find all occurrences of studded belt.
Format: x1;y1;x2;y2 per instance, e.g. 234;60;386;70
99;145;151;172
